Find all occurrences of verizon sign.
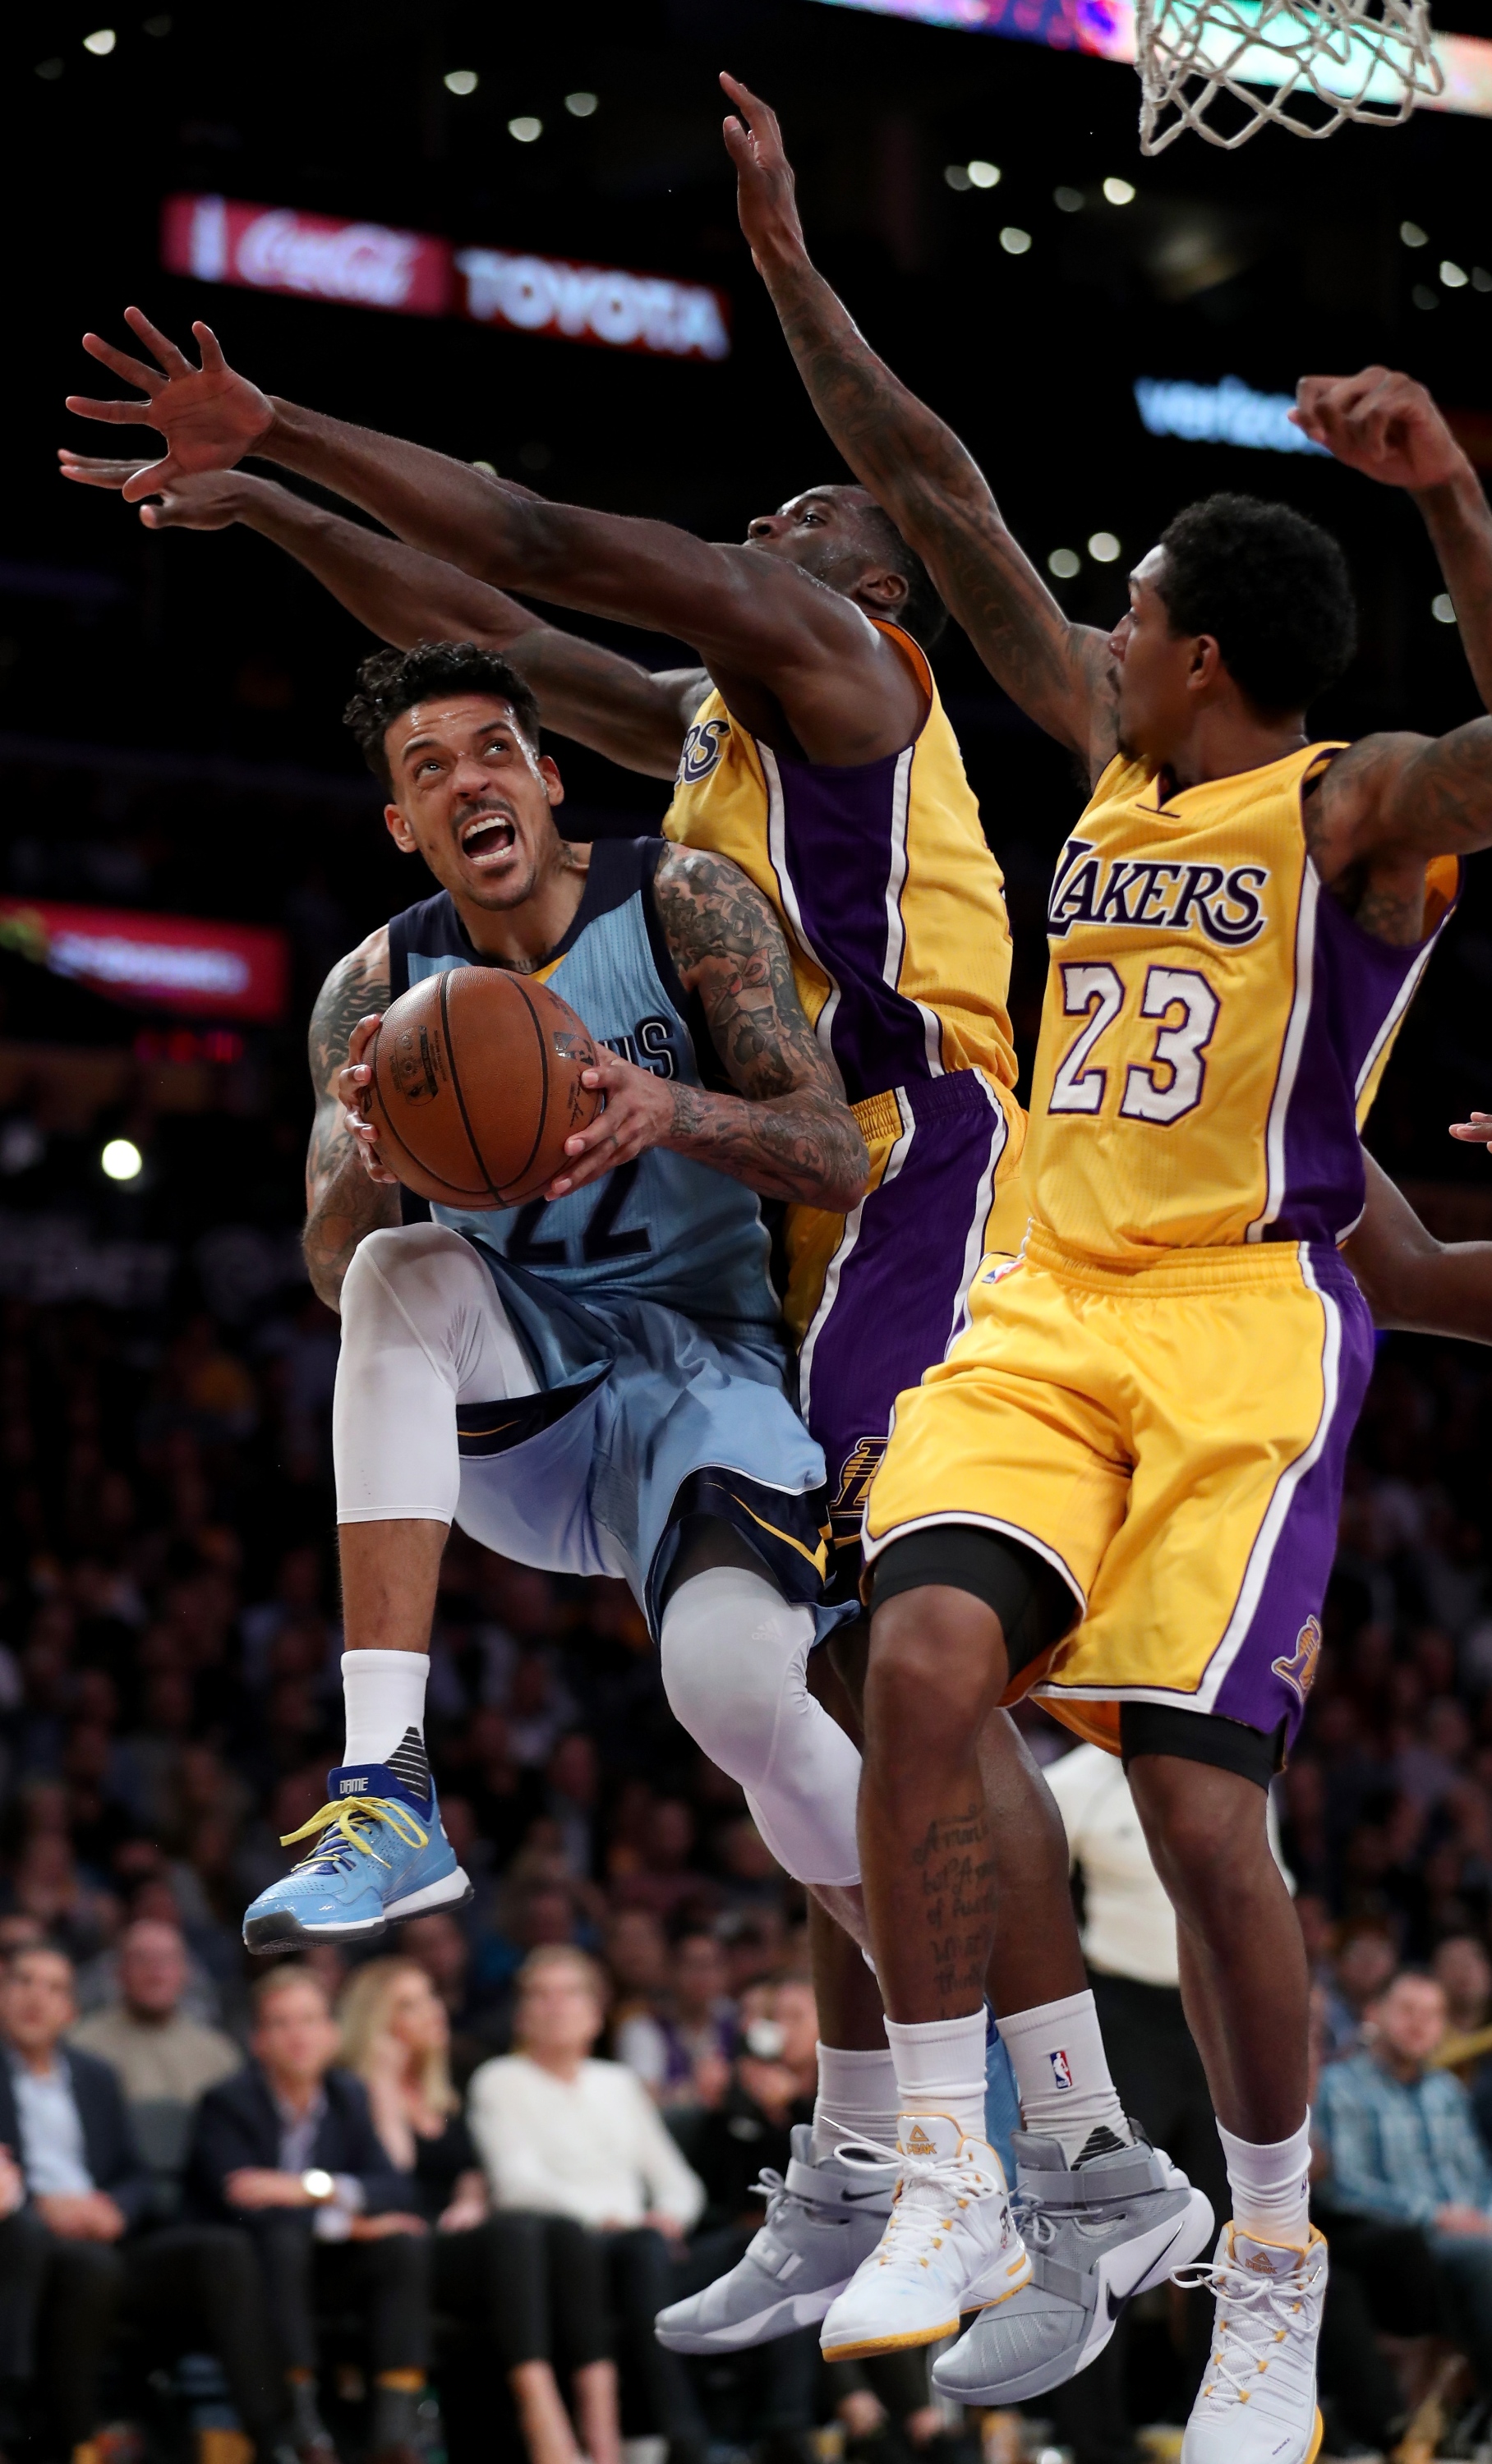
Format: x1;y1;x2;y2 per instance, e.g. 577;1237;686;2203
160;195;730;360
458;247;729;361
162;195;451;315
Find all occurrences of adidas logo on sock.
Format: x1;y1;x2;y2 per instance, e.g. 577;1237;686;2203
385;1727;431;1797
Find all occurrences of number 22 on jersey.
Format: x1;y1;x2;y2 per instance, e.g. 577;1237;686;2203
1048;961;1220;1126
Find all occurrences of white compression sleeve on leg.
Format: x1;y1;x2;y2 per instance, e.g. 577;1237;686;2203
333;1223;536;1524
659;1565;863;1887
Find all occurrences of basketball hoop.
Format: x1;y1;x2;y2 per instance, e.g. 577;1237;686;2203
1136;0;1444;151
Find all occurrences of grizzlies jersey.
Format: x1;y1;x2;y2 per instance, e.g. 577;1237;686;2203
1025;744;1460;1262
663;622;1019;1109
387;839;778;1330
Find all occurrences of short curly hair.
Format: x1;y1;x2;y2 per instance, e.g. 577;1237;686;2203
343;640;541;793
1156;493;1357;715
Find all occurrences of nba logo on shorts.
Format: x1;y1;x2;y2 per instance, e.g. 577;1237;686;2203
1049;2048;1074;2093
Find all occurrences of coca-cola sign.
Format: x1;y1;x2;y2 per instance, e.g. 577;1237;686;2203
161;195;452;315
0;899;288;1023
456;248;730;361
159;195;730;359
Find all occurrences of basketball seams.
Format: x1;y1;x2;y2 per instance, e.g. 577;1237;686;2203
371;1020;488;1203
502;977;554;1202
442;968;506;1204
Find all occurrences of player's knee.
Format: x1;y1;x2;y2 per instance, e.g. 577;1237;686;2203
1131;1758;1269;1908
658;1570;796;1780
866;1588;998;1743
341;1223;486;1358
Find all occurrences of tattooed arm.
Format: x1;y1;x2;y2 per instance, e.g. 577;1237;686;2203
1343;1152;1492;1342
57;457;706;779
303;928;401;1309
546;848;868;1212
721;75;1115;774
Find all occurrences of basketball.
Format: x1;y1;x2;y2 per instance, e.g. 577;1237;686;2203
361;967;605;1209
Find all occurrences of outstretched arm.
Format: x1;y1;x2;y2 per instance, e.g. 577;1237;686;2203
718;73;1115;771
303;930;401;1310
1294;370;1492;885
1343;1151;1492;1342
58;455;704;779
1295;367;1492;715
66;311;916;762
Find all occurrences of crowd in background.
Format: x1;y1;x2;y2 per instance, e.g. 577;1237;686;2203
9;1266;1492;2463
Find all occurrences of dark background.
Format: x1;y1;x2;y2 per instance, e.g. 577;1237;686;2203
5;0;1492;1242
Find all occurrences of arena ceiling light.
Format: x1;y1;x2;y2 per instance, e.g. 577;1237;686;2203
100;1139;144;1184
1054;185;1085;210
1048;547;1081;577
82;27;116;53
1088;531;1122;562
508;115;543;143
1103;175;1137;201
1000;225;1033;253
564;91;599;116
1433;593;1457;623
444;68;478;96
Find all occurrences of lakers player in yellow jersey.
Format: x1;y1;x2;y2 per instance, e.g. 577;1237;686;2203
71;303;1199;2359
728;85;1492;2462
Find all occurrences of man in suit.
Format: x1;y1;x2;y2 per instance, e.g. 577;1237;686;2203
190;1964;430;2464
0;1942;284;2464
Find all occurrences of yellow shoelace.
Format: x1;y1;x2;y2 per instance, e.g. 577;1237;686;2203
279;1796;430;1874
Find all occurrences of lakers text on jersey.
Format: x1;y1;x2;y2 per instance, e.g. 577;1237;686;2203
865;746;1459;1753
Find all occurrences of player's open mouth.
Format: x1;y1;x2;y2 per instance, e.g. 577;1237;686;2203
459;814;517;864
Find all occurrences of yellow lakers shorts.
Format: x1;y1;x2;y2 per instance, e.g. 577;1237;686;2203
863;1224;1375;1754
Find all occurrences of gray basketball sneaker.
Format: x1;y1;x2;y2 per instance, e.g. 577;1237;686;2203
655;2124;893;2353
932;2126;1214;2406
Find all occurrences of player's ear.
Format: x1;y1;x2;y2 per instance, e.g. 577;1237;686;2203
1188;634;1224;694
539;753;565;809
384;802;419;855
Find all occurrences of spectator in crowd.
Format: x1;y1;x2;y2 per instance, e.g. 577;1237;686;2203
1315;1970;1492;2406
467;1945;707;2464
189;1964;430;2464
615;1930;735;2110
0;1942;283;2463
70;1918;241;2105
1317;1919;1400;2061
340;1957;620;2464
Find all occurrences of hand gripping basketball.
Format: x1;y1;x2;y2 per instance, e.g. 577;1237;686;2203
358;967;606;1210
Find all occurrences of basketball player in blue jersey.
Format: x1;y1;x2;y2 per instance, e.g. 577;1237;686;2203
211;631;881;1959
67;312;1211;2353
722;87;1492;2460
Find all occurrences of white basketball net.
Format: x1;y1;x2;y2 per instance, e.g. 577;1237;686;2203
1137;0;1444;151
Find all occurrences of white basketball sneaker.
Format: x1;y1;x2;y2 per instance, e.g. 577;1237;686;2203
818;2112;1032;2364
1177;2223;1328;2464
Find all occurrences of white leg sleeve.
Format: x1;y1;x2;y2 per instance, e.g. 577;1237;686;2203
333;1224;536;1524
659;1565;863;1887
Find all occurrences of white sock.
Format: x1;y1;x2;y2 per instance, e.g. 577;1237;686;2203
1218;2114;1312;2250
342;1649;431;1795
884;2010;988;2144
812;2040;900;2162
999;1990;1133;2163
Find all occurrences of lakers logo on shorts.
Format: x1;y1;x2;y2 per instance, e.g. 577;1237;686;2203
831;1436;887;1542
1272;1615;1323;1706
677;716;730;785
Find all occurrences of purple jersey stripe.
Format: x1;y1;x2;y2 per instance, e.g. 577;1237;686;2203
1260;861;1459;1245
765;739;942;1101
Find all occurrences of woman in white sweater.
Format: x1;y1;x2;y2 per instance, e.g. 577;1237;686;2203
467;1945;710;2461
469;1946;706;2232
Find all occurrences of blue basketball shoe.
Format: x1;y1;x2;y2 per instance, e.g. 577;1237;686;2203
242;1745;472;1953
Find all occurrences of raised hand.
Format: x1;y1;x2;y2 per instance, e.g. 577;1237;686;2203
1450;1110;1492;1150
65;307;274;499
1292;367;1467;491
57;450;248;530
719;72;808;272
